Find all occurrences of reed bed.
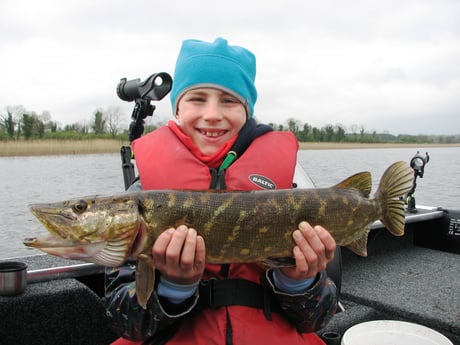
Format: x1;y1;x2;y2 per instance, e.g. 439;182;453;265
0;139;127;157
0;139;457;157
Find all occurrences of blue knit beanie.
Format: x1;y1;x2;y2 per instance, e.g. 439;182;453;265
170;38;257;117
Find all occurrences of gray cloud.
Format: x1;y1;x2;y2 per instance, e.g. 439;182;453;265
1;0;459;135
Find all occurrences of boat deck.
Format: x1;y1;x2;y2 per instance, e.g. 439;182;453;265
1;207;459;345
321;207;460;344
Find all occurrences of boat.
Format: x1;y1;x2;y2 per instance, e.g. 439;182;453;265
1;77;458;343
1;150;458;345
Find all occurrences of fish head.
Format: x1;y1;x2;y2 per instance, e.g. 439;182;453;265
24;194;142;267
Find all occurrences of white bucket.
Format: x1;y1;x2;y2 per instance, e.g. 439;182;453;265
341;320;453;345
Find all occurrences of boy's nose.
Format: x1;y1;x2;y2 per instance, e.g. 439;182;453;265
202;102;223;121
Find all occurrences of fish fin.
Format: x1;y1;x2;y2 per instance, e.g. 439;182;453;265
382;199;406;236
376;161;414;236
262;256;296;267
333;172;372;198
135;254;155;309
345;229;369;257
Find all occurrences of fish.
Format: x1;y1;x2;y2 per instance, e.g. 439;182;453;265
24;161;413;308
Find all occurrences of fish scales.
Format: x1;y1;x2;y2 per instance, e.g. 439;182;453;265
24;161;414;309
24;161;413;265
136;188;380;263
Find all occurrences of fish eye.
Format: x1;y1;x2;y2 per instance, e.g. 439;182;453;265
72;200;88;213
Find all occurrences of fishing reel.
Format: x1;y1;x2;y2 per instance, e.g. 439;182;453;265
406;151;430;213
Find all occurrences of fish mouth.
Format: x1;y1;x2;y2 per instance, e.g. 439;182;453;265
23;221;145;267
23;233;88;248
23;234;109;264
26;203;145;266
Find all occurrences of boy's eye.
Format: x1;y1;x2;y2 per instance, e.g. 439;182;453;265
188;96;206;102
222;97;239;104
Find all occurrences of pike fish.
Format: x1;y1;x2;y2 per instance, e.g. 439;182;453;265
24;161;413;308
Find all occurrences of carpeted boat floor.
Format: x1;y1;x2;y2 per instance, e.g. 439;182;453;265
321;226;459;344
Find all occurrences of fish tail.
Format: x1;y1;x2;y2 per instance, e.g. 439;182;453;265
375;161;414;236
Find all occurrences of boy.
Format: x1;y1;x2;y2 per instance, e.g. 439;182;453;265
106;37;337;345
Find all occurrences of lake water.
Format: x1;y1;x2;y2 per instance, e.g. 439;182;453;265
1;147;459;259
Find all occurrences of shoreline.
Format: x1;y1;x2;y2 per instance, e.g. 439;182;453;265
0;139;126;157
0;139;459;157
298;142;460;150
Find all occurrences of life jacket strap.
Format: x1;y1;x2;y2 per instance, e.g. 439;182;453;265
198;278;281;320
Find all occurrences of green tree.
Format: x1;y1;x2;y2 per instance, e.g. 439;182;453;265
335;125;346;142
22;113;45;139
92;110;106;134
312;127;322;141
286;118;301;135
323;124;335;141
2;113;15;139
299;123;311;142
22;114;34;139
3;105;26;139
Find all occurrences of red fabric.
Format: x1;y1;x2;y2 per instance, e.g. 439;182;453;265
168;120;238;168
115;126;327;344
111;338;142;345
168;309;326;345
132;125;298;191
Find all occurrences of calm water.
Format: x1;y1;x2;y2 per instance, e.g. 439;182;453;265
1;147;459;259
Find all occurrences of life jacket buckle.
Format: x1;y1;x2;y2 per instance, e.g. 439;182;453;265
199;278;218;309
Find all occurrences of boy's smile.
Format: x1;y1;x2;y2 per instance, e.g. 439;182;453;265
199;129;227;137
176;88;247;155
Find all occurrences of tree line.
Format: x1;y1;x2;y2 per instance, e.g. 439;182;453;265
269;118;459;144
0;105;131;141
1;105;459;144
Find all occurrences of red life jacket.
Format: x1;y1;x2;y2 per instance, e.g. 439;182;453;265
127;125;325;345
132;125;297;191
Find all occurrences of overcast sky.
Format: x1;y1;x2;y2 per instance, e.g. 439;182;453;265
1;0;459;135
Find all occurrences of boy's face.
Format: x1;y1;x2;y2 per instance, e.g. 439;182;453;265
176;88;247;155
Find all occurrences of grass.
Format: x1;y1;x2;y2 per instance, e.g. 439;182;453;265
0;139;127;157
0;139;458;157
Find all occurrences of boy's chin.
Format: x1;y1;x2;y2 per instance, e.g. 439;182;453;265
199;146;221;156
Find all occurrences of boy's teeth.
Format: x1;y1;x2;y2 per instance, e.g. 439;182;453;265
203;131;222;137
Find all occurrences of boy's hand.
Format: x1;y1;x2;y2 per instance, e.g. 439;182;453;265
152;225;206;285
280;221;336;281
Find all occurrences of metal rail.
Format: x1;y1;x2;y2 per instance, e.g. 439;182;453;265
26;263;104;283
